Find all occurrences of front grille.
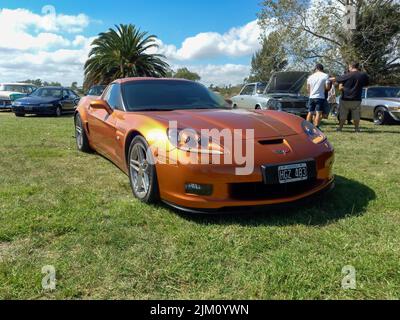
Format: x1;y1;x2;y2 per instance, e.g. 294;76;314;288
281;101;307;109
230;179;321;201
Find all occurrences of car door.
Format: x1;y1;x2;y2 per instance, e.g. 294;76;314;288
60;89;74;111
68;90;80;109
363;88;376;119
238;84;255;109
87;84;121;160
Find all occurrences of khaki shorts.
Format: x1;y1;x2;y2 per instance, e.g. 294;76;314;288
339;100;361;121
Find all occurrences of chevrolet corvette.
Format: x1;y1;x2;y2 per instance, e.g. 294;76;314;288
75;78;334;213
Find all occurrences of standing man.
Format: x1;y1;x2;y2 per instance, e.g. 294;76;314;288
332;62;369;132
306;64;330;128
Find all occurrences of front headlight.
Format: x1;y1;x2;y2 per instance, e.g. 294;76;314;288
167;128;224;154
302;121;326;144
39;103;54;107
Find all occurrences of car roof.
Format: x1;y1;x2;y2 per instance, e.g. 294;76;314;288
0;83;37;86
112;77;193;84
39;86;69;90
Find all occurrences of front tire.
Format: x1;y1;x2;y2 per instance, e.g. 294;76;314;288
128;136;159;204
374;107;390;125
55;106;62;117
75;113;91;152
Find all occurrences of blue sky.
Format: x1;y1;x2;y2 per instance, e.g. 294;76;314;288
0;0;262;86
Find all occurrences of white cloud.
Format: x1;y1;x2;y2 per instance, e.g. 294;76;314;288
0;7;257;87
157;20;262;61
0;8;94;85
172;64;250;86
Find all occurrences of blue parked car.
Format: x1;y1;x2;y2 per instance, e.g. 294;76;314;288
12;87;80;117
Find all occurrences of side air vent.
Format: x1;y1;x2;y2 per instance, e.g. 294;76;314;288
258;138;284;145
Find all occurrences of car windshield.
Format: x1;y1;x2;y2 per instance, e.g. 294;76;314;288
122;80;227;111
88;86;106;96
30;88;62;98
0;85;26;93
368;87;400;98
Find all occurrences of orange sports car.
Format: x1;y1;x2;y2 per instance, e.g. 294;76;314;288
75;78;334;213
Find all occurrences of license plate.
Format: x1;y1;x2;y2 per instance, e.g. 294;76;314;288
262;159;316;185
278;163;308;184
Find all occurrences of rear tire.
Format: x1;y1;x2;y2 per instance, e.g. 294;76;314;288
255;105;262;110
75;113;91;152
374;106;390;125
128;136;160;204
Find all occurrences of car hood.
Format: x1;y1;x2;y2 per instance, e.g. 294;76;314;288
148;109;298;139
15;96;60;104
265;71;308;94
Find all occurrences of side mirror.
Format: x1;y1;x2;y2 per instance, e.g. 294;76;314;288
90;100;113;114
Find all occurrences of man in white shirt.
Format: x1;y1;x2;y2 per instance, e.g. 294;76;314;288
306;64;330;127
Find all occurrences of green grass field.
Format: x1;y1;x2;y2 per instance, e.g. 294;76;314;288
0;111;399;299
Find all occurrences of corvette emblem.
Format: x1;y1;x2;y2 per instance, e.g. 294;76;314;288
274;149;290;155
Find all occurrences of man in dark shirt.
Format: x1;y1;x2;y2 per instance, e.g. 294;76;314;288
332;62;369;132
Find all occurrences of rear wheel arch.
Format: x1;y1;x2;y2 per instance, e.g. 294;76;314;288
374;105;388;113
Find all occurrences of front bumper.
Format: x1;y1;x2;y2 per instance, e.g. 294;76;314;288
155;135;335;210
12;105;57;115
0;100;12;109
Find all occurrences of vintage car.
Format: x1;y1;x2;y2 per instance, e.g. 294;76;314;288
12;87;80;117
334;86;400;125
231;72;309;118
74;78;334;213
359;86;400;125
0;83;37;110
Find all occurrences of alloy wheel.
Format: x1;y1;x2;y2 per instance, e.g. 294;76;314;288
129;143;150;199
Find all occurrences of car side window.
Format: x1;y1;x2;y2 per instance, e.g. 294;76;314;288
69;90;78;99
241;84;256;96
367;88;377;98
240;86;249;95
241;85;255;96
105;84;122;110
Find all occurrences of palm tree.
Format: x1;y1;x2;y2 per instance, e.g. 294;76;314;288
84;24;170;88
